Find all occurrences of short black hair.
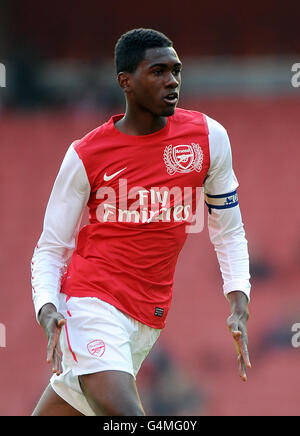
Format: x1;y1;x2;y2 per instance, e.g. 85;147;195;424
114;28;173;74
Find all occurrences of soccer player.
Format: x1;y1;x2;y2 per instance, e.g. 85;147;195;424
31;28;251;416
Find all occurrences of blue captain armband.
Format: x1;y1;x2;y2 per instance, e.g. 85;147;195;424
205;190;239;214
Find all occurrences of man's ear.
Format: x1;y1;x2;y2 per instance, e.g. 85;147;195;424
117;72;131;93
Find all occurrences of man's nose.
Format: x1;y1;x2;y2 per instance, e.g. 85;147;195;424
166;72;179;88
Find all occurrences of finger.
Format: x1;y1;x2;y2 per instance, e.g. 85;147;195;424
56;317;65;328
51;349;59;374
46;330;60;362
232;330;251;368
52;348;63;375
51;348;58;373
46;334;55;363
46;320;65;364
230;327;251;366
231;329;242;358
231;329;242;346
55;340;63;375
237;354;247;382
49;336;63;373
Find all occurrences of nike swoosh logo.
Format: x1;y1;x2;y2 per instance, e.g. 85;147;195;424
104;167;127;181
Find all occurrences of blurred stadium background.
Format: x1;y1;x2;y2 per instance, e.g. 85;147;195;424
1;0;300;416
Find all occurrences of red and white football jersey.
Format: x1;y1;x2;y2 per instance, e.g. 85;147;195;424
31;108;250;329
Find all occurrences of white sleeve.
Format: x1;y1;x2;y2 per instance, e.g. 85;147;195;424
31;143;90;320
204;116;251;301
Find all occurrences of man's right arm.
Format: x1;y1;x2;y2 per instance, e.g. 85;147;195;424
31;143;90;322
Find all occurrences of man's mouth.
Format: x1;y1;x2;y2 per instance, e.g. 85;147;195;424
163;92;179;105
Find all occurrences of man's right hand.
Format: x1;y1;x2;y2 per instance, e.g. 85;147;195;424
38;303;66;376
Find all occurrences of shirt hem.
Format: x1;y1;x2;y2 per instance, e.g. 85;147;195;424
60;290;166;329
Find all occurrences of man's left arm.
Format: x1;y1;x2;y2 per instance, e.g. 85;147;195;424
206;204;251;381
204;116;251;381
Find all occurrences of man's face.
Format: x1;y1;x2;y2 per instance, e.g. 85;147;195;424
126;46;182;117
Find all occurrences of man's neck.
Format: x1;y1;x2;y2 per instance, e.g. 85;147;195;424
114;109;167;136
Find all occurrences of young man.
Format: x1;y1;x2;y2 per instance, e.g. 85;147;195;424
31;28;251;416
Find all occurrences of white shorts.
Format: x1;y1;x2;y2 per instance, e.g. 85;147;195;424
50;293;161;416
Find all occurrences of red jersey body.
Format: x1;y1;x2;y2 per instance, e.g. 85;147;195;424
60;108;210;328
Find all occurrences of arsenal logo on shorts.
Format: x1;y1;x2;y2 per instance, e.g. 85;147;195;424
87;339;106;358
163;143;203;175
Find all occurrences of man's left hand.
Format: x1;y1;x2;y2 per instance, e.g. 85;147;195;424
227;291;251;382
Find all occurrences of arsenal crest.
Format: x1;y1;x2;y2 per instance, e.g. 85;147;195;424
163;143;203;175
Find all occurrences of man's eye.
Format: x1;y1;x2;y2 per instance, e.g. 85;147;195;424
153;69;163;76
173;69;181;75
